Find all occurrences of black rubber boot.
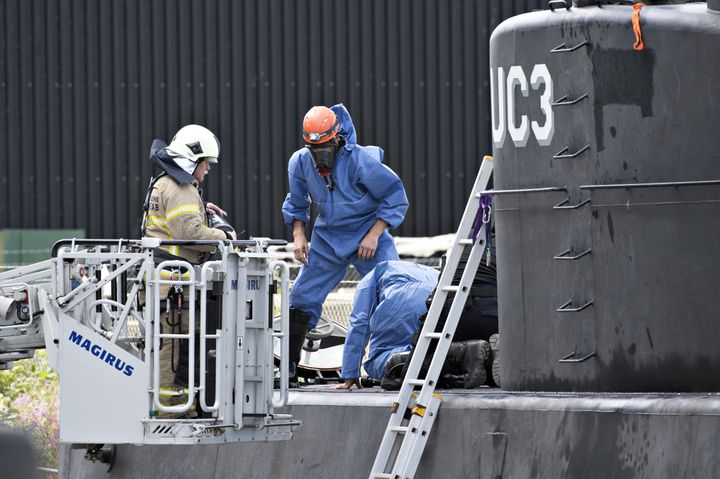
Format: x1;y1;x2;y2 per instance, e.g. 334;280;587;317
380;351;411;390
459;340;490;388
443;342;468;376
443;340;490;388
287;308;311;388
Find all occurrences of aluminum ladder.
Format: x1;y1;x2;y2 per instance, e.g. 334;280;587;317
369;156;494;479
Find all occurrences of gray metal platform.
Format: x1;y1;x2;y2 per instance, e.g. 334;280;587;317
62;386;720;478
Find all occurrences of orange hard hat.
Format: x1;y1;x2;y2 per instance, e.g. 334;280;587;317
303;106;339;144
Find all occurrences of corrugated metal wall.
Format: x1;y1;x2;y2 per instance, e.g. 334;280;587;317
0;0;546;239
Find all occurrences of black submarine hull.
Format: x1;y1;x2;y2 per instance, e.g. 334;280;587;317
491;3;720;392
63;388;720;479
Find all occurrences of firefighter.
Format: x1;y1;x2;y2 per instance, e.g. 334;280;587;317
142;124;236;260
282;104;409;386
141;124;236;409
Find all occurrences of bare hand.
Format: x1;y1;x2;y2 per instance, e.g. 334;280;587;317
294;236;309;264
206;202;227;217
358;232;379;261
333;379;360;390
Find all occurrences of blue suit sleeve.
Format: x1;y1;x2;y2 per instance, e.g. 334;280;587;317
282;165;312;227
358;152;409;229
341;275;378;379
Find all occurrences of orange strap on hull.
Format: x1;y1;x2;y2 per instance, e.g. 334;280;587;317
633;3;647;51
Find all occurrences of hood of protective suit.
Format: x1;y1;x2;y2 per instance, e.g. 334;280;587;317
329;103;357;151
149;139;195;184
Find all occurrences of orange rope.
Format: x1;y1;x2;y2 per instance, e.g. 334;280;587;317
632;3;647;51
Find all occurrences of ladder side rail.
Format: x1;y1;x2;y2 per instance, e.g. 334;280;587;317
434;159;495;295
370;283;454;475
395;394;443;479
370;157;493;478
397;156;493;379
376;157;493;425
396;163;493;477
392;229;489;478
416;229;488;407
199;260;222;412
152;260;196;413
269;261;290;409
234;259;249;429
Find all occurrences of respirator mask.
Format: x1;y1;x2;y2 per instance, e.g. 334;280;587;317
307;137;340;177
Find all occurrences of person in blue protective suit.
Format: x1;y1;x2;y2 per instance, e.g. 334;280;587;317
333;261;438;389
333;260;492;390
282;104;409;385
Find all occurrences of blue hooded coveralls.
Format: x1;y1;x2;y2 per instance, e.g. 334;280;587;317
341;261;440;380
282;104;409;330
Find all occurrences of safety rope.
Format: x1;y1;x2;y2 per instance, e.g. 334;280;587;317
632;3;646;51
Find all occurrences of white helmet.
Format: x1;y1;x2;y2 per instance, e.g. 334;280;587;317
166;124;220;175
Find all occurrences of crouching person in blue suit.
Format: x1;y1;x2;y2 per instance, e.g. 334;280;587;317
334;260;493;390
334;261;438;390
282;104;409;386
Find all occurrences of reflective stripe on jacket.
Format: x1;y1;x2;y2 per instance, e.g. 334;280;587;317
144;175;226;263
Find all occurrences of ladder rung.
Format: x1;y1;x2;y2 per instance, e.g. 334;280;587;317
424;332;443;339
457;238;474;245
370;474;393;479
389;426;408;434
407;379;426;387
441;286;460;293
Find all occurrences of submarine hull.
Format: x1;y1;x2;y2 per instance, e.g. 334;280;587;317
491;3;720;392
62;388;720;479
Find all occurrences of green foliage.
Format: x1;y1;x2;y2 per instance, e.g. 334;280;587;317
0;351;59;470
